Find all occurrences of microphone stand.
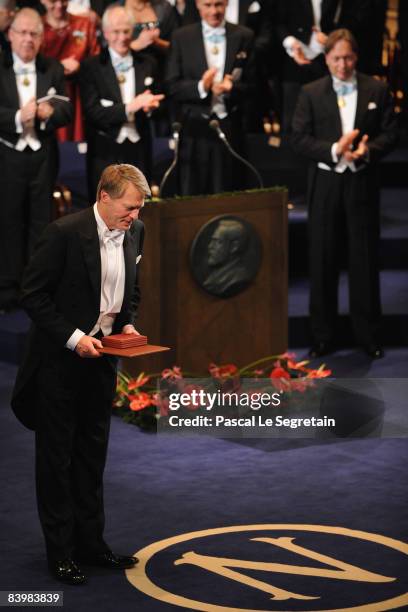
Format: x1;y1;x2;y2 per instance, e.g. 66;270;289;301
209;119;264;189
159;122;181;198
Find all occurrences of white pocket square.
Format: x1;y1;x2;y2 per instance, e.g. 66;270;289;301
368;102;377;110
47;87;56;95
248;1;260;12
136;254;142;264
100;98;114;107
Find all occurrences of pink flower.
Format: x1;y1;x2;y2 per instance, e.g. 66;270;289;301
161;366;183;380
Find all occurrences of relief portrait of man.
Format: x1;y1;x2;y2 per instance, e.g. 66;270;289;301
191;216;262;298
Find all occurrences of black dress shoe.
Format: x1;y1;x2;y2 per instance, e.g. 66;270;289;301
308;342;333;359
49;558;87;585
364;344;384;359
76;551;138;569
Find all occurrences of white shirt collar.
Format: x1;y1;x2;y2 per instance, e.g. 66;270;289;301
12;52;36;72
94;202;111;234
201;19;226;32
108;47;132;65
332;71;357;87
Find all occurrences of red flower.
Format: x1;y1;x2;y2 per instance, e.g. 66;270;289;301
209;363;238;379
128;373;150;390
129;392;152;411
287;359;309;372
307;367;332;379
270;367;291;379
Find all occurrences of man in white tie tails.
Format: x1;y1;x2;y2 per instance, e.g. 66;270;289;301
0;8;72;310
166;0;255;195
79;5;164;200
12;164;148;584
292;29;398;359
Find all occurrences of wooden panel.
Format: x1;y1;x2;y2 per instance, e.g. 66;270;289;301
125;190;288;376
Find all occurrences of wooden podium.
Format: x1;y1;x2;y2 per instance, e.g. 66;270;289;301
125;189;288;375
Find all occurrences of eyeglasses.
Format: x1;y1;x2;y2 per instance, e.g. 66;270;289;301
11;27;42;39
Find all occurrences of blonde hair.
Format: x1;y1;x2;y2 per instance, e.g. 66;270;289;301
96;164;151;201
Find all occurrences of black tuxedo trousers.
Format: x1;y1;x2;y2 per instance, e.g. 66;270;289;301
36;348;117;562
309;167;381;346
0;143;57;306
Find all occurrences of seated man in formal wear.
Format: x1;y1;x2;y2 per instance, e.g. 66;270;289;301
292;29;398;359
0;8;72;310
12;164;149;585
79;4;164;200
165;0;255;196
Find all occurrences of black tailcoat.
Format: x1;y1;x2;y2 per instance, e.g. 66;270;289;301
165;22;254;195
0;53;72;306
79;49;157;198
292;73;398;345
11;207;144;560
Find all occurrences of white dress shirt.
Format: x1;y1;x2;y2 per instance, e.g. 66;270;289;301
108;47;141;144
66;203;126;350
198;21;227;119
13;53;41;151
318;74;361;173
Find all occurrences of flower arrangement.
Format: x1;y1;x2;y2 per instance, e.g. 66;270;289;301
113;354;331;431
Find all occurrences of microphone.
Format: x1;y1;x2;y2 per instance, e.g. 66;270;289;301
172;121;181;141
209;119;264;189
159;121;182;198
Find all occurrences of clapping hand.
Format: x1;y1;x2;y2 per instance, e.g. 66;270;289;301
292;41;311;65
212;74;233;96
126;90;165;113
130;27;160;51
344;134;369;161
37;101;54;121
61;56;80;75
202;67;217;92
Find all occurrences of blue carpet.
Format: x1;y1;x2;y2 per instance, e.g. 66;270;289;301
1;362;408;611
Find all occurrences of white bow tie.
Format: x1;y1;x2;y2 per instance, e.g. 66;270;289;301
102;229;125;247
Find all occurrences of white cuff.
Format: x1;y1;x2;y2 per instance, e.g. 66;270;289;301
125;106;135;121
283;36;297;57
15;110;23;133
331;142;339;163
198;80;207;99
66;329;85;351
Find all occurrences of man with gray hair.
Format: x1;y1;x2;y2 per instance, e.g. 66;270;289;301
79;4;164;200
0;7;72;311
12;163;149;585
